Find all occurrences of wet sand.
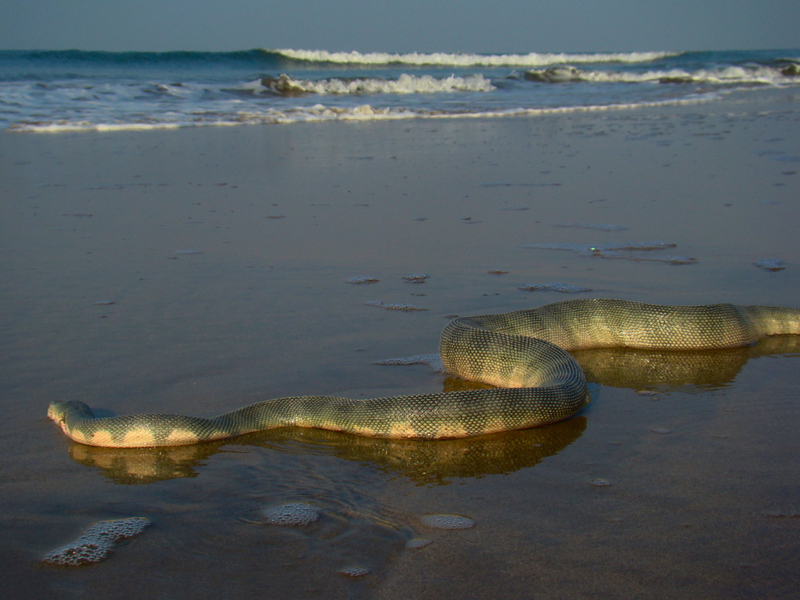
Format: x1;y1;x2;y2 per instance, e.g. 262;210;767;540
1;87;799;599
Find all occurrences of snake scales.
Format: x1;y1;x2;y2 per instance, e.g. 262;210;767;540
48;299;800;448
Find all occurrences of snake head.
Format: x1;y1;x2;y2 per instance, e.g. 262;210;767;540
47;400;94;425
47;401;68;424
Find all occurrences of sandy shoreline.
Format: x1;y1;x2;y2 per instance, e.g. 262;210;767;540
1;87;799;598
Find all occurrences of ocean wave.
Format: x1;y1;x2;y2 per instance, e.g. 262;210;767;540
9;96;717;133
523;63;800;85
274;48;678;67
258;73;495;95
5;48;795;133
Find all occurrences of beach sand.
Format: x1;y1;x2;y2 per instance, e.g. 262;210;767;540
1;87;799;599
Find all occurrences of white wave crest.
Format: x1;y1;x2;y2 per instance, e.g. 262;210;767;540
525;65;799;85
275;48;677;67
260;73;495;95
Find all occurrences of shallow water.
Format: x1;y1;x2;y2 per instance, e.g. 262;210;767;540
1;88;799;598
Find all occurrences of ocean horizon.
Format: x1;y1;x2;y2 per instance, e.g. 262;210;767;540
1;47;798;132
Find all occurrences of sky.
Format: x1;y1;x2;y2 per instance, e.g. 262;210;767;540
1;0;798;53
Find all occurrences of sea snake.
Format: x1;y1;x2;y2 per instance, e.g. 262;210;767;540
47;299;800;448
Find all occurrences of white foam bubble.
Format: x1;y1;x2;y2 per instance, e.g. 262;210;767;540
518;283;592;293
364;300;428;311
339;566;370;577
402;274;430;283
589;478;612;487
420;514;476;530
41;517;150;566
260;503;320;526
346;275;380;284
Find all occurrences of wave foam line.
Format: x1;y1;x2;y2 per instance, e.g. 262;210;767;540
524;65;800;85
10;95;719;133
260;73;494;94
274;49;678;67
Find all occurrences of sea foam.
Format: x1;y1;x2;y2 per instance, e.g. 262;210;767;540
523;64;797;86
274;49;678;67
10;95;718;133
259;73;495;95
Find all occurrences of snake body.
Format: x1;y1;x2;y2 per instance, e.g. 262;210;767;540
48;299;800;448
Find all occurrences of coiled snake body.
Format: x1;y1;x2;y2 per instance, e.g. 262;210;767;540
48;299;800;448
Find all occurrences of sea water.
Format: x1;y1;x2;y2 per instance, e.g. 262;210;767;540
1;48;798;131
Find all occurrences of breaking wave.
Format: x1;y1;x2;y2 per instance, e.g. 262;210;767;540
274;48;678;67
523;63;800;86
258;73;495;95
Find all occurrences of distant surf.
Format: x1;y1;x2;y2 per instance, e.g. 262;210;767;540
1;48;797;132
272;48;679;66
